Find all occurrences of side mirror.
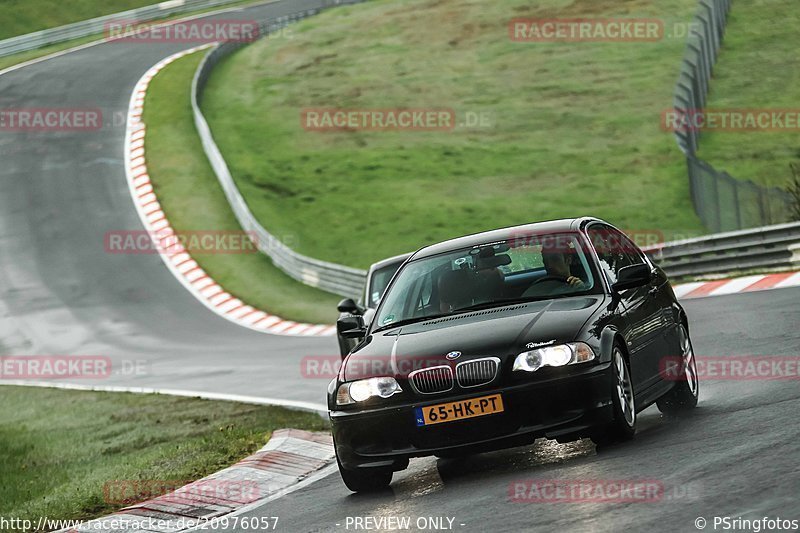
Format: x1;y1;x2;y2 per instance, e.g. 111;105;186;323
612;263;652;292
337;315;367;339
337;298;363;315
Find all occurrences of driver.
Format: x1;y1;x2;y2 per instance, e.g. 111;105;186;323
542;251;585;288
522;250;585;297
437;268;471;312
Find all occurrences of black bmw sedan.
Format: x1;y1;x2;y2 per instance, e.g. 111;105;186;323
329;217;699;492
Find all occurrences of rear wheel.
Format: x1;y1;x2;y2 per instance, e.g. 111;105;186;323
657;323;699;414
336;455;392;493
591;345;636;447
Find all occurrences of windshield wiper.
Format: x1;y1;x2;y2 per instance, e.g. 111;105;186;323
372;312;458;333
451;297;542;313
373;297;548;333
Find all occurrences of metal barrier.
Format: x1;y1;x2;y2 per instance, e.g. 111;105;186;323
670;0;793;232
191;1;369;299
189;0;797;296
645;221;800;279
0;0;247;58
687;156;792;232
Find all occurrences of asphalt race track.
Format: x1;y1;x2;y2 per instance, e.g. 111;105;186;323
236;288;800;532
0;0;336;405
1;0;799;531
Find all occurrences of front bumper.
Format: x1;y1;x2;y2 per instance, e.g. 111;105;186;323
331;361;614;470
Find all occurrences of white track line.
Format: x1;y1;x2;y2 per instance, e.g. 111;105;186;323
0;0;278;78
672;281;706;299
672;271;800;299
122;47;335;337
708;274;767;296
183;463;338;533
0;380;327;414
775;271;800;289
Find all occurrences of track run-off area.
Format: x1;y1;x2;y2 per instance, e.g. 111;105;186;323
1;1;799;531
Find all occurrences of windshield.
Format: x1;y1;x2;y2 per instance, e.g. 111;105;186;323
374;232;601;331
367;261;404;308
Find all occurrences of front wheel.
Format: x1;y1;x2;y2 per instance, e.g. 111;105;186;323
336;455;392;493
591;346;636;447
657;323;699;414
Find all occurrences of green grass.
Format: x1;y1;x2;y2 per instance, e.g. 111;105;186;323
143;50;341;324
695;0;800;188
0;0;163;39
0;35;102;72
201;0;706;269
0;0;262;73
0;385;327;528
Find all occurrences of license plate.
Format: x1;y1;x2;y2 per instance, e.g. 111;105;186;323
414;394;504;426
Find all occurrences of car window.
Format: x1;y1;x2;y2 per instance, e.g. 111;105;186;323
368;261;404;308
374;233;600;330
587;224;645;284
500;245;544;274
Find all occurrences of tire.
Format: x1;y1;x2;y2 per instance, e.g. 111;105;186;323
657;323;699;414
591;345;636;447
336;455;392;493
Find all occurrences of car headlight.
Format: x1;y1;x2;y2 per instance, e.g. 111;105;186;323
336;377;402;405
512;342;595;372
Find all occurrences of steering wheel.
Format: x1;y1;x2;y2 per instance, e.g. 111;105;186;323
530;275;569;285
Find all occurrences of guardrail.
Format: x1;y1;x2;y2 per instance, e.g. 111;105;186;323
191;0;369;299
669;0;793;232
189;0;798;297
645;221;800;279
0;0;246;58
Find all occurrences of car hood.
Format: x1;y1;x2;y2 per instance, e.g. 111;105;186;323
343;296;605;381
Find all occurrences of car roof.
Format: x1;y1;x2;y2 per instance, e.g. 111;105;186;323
409;217;603;260
368;252;413;274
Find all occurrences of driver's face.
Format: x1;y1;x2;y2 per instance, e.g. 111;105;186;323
542;252;570;278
